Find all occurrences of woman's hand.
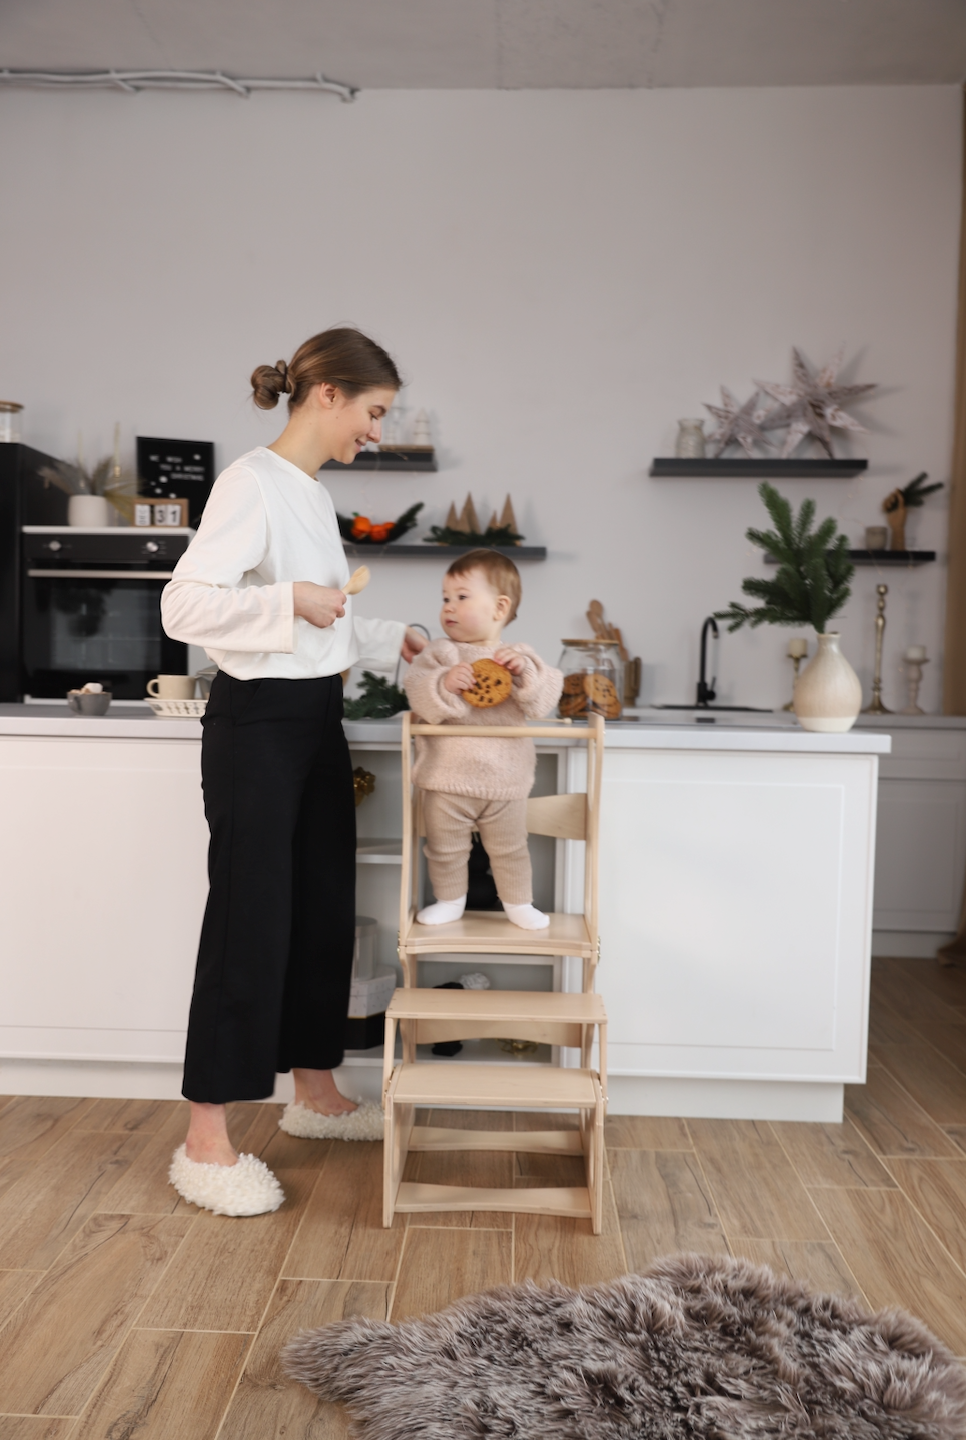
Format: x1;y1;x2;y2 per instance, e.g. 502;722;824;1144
493;646;526;676
293;582;346;630
444;663;476;695
402;627;428;664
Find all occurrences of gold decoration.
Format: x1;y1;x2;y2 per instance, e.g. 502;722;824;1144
352;766;376;806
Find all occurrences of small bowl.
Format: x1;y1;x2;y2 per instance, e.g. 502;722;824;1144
67;692;111;716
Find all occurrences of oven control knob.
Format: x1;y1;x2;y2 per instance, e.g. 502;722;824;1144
47;540;62;552
144;541;160;553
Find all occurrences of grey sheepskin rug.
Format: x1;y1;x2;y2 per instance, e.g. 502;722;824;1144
281;1251;966;1439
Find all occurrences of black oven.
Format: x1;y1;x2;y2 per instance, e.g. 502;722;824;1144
21;527;191;699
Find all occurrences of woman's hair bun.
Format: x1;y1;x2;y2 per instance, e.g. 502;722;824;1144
250;360;293;410
251;328;402;412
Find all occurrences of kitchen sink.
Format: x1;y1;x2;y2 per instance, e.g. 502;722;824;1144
651;704;772;712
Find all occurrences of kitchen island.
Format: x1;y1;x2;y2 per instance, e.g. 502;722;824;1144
0;704;889;1121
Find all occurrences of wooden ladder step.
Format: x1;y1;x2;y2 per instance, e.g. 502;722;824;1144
387;988;606;1023
400;910;595;957
409;1126;585;1154
394;1181;592;1218
390;1062;601;1108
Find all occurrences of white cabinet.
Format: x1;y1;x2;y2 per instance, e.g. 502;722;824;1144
0;712;888;1119
855;718;966;949
596;746;878;1112
0;735;208;1064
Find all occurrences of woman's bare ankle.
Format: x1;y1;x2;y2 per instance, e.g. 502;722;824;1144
292;1067;358;1115
185;1101;238;1166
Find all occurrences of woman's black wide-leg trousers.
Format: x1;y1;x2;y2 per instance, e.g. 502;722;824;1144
182;671;356;1103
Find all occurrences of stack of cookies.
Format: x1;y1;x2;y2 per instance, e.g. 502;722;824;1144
559;671;621;721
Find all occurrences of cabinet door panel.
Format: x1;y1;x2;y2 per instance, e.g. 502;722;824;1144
873;781;966;931
0;737;206;1055
596;750;876;1082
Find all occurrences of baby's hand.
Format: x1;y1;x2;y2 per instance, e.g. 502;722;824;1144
444;663;477;695
493;646;526;676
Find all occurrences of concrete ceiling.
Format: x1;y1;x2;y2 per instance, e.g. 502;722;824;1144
2;0;965;89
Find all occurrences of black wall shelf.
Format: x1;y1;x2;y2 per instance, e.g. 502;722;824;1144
342;543;547;560
649;458;868;479
847;549;936;566
765;549;936;567
323;451;438;473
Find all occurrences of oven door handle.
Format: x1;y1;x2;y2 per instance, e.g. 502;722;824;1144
27;569;176;580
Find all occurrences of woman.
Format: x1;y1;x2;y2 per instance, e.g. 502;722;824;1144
160;327;425;1216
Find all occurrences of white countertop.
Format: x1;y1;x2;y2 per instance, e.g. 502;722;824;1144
0;704;891;753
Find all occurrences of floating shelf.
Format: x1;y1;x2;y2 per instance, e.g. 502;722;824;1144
342;543;547;559
649;458;868;479
765;550;936;567
848;549;936;566
323;450;438;472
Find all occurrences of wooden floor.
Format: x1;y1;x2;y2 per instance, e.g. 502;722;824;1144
2;956;966;1437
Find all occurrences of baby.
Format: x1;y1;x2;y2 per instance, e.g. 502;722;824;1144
404;549;563;930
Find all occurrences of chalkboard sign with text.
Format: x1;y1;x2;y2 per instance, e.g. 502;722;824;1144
136;437;215;529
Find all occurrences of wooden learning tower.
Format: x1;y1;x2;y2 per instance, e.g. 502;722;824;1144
383;712;608;1232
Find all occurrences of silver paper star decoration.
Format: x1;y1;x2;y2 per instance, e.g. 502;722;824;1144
756;348;877;459
703;387;773;459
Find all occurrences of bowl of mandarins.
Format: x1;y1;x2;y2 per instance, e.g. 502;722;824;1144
336;502;423;546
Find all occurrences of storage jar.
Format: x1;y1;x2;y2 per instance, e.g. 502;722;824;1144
558;639;623;720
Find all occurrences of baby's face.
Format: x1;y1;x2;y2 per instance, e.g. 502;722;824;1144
440;568;509;644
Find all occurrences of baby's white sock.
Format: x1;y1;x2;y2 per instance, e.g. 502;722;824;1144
504;902;551;931
417;895;467;926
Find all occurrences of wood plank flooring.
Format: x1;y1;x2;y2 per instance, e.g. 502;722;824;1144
1;956;966;1435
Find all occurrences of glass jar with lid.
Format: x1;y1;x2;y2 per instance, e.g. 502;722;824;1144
0;402;23;444
558;639;623;721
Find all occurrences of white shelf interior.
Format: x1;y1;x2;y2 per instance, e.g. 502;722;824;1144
343;1036;554;1068
357;837;403;864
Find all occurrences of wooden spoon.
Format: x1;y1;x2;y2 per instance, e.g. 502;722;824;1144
344;565;370;596
587;600;607;637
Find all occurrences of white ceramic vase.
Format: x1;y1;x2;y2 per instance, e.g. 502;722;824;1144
68;494;111;527
793;632;862;733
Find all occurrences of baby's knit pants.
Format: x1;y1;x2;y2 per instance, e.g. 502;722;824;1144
421;791;532;906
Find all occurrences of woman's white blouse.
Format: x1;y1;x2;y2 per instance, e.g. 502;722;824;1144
160;446;405;681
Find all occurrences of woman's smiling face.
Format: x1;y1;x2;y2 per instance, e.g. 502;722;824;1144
328;386;398;465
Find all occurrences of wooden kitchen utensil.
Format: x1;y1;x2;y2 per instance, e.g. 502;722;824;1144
587;600;628;662
339;567;371;685
344;565;371;596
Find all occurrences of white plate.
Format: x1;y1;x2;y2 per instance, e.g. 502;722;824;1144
145;697;207;718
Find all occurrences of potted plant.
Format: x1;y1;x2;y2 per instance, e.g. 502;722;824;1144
715;482;860;731
39;453;136;527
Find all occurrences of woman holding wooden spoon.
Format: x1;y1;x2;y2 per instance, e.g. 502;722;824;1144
160;327;426;1215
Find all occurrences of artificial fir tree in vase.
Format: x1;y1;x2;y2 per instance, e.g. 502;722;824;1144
715;482;861;731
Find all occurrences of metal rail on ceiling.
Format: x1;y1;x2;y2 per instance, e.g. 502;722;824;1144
0;69;358;101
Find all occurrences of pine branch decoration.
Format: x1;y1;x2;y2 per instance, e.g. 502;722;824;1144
715;482;853;635
424;522;523;548
342;671;410;720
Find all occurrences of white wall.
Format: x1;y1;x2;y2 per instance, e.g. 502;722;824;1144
1;84;960;710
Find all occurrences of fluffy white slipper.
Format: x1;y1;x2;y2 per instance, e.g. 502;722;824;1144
168;1144;285;1216
279;1099;384;1142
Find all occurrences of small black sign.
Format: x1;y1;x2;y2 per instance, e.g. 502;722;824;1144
136;437;215;529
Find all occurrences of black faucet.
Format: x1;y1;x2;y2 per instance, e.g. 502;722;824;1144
696;616;718;707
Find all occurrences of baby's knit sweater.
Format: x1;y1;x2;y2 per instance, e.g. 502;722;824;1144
404;639;564;799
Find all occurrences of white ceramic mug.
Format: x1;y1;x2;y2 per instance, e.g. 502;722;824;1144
147;675;196;700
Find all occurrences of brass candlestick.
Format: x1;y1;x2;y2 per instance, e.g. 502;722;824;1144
863;583;892;714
